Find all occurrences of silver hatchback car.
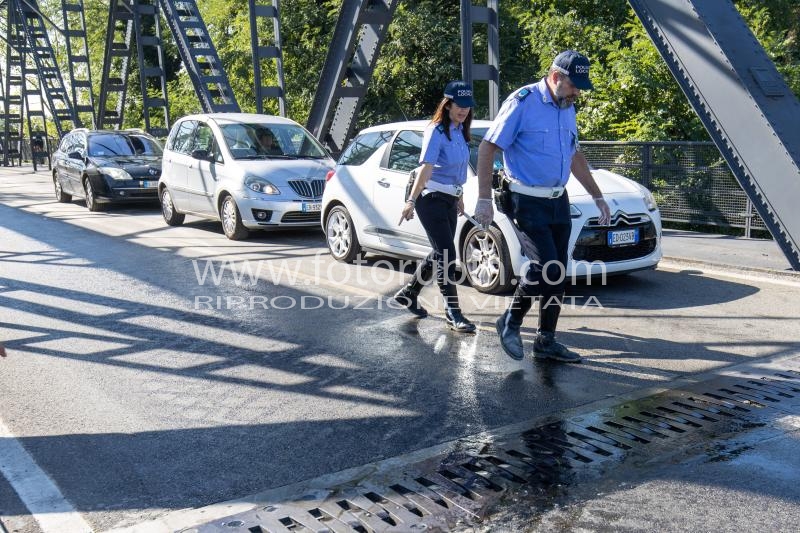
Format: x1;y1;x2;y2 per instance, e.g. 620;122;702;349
159;113;335;239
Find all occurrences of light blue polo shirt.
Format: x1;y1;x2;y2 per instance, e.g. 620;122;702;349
419;122;470;186
483;78;578;187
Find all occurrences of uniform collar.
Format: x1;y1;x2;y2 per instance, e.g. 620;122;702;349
536;77;557;106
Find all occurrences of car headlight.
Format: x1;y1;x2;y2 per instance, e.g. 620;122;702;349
641;188;658;211
570;203;582;218
244;176;280;195
99;167;132;181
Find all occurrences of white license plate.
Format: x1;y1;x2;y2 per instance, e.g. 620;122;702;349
608;228;639;247
302;202;321;213
139;180;156;188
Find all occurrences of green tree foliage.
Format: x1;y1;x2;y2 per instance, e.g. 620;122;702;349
34;0;800;142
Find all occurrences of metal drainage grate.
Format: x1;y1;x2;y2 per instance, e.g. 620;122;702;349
190;371;800;532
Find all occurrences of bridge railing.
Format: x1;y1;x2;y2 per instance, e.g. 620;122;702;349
582;141;765;237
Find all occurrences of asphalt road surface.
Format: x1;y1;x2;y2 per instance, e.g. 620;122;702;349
1;168;799;532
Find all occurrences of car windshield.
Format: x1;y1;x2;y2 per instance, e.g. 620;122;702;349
87;133;162;157
469;127;503;172
219;123;329;160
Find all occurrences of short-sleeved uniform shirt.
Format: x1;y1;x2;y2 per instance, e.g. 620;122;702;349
483;78;578;187
419;122;470;186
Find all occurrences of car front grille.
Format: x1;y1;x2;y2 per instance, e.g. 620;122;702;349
572;214;659;263
281;211;321;224
573;240;658;262
287;179;324;199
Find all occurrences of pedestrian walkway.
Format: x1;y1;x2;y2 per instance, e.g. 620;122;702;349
661;228;797;275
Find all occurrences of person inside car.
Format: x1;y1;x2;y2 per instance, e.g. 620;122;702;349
257;128;283;156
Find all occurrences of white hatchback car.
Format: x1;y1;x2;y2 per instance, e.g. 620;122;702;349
322;120;662;294
159;113;335;239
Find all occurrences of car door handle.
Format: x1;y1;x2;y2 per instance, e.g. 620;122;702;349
378;179;391;188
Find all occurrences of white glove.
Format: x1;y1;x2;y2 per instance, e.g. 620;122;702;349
594;197;611;226
474;198;494;228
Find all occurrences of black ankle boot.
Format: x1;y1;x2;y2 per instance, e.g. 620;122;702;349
393;260;432;318
393;287;428;318
495;287;533;360
440;284;475;333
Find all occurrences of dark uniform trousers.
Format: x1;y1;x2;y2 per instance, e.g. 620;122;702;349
414;191;460;289
508;191;572;333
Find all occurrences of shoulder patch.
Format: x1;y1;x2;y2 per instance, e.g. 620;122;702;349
515;88;531;101
435;124;446;134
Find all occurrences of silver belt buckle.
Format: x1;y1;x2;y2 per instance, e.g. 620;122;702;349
550;188;560;198
455;185;463;197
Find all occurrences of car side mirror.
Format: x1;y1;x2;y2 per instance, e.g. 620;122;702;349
68;151;83;160
191;149;212;161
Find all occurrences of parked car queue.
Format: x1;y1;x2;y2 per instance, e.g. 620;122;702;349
48;113;662;292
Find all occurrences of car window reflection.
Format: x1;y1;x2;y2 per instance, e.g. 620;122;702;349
387;130;423;172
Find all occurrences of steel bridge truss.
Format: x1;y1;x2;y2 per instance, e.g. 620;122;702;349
1;0;83;167
249;0;286;116
306;0;399;156
97;0;171;137
629;0;800;269
159;0;239;114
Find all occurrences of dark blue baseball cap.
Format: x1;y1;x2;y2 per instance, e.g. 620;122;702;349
444;81;475;107
551;50;594;90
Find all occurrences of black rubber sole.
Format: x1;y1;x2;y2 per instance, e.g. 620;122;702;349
532;349;582;364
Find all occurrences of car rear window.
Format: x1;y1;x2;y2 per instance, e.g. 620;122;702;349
88;134;162;157
338;130;394;166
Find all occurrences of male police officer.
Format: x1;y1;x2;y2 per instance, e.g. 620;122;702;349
474;50;612;363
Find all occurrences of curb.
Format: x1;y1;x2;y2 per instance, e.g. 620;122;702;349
661;255;800;282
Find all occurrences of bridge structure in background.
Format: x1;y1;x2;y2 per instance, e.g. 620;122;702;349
0;0;796;269
628;0;800;269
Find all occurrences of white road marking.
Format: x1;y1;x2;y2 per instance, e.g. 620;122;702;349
0;419;92;533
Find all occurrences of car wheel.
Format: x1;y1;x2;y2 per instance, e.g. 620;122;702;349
83;177;104;212
220;194;249;240
326;205;362;263
53;172;71;203
461;224;514;294
160;187;185;226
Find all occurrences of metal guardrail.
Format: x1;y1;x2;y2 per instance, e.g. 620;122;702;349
583;141;765;237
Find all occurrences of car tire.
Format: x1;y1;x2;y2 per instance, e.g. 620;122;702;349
53;172;71;203
83;177;104;212
220;194;249;240
461;224;515;294
325;205;363;263
160;187;185;226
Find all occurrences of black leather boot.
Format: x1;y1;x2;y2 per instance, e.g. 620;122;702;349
393;260;432;318
538;293;562;334
440;284;476;333
534;294;581;363
495;287;533;360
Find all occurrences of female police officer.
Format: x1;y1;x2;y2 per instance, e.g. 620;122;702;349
393;81;476;333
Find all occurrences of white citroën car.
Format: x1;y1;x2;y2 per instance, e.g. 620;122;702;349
321;120;662;294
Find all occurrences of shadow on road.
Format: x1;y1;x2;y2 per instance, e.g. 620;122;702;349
0;196;794;526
